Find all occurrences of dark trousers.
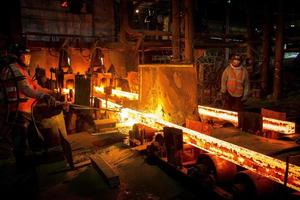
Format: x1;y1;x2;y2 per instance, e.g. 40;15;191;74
223;93;243;112
9;112;43;172
9;112;31;170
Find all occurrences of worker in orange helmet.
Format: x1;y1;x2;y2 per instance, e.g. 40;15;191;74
4;43;56;173
220;54;250;111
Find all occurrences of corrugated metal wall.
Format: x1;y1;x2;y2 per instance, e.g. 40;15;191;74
21;0;115;41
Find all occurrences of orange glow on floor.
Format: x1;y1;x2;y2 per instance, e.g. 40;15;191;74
98;99;300;191
101;101;300;192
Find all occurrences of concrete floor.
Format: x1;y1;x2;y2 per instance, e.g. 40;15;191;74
2;93;300;200
0;132;203;200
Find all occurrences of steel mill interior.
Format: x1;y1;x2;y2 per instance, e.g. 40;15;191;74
1;0;300;200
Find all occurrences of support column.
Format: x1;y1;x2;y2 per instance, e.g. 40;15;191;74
246;0;255;76
261;0;272;96
171;0;180;62
120;0;128;44
273;0;284;99
184;0;194;63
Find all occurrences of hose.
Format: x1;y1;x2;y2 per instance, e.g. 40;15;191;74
30;100;121;142
31;98;45;142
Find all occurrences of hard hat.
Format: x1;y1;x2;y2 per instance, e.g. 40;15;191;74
230;54;242;61
8;43;30;57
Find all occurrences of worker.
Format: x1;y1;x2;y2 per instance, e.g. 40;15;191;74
4;43;56;172
220;54;250;111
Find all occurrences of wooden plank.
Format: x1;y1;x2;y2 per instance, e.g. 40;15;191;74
94;118;117;125
91;127;119;135
131;142;152;151
94;119;117;132
90;154;120;188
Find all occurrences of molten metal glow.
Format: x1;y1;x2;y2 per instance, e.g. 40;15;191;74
262;117;295;135
100;101;300;192
198;105;238;126
198;105;295;134
62;88;74;95
97;99;300;191
94;86;104;93
94;86;139;100
98;98;122;110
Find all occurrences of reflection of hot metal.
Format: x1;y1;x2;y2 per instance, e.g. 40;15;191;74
62;88;74;95
70;103;120;112
198;105;296;134
100;100;300;192
97;98;122;110
94;86;139;100
198;105;238;125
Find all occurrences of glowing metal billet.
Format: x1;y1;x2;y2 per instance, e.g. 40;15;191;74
116;105;300;192
98;98;122;111
61;88;74;95
198;105;295;134
96;99;300;191
94;86;139;100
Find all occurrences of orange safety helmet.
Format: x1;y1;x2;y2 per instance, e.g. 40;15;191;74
230;54;242;61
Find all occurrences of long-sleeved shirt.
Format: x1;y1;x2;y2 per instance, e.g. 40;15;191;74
6;63;51;113
221;64;249;98
10;63;46;99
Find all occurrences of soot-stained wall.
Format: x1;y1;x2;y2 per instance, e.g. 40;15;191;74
139;64;199;125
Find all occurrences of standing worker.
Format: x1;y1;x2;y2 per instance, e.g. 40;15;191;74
220;54;250;111
3;43;55;172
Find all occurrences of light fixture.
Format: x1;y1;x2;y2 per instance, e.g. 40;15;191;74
59;48;71;69
90;48;105;73
60;0;69;8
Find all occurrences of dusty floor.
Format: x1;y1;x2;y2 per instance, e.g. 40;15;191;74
0;132;207;200
1;93;300;200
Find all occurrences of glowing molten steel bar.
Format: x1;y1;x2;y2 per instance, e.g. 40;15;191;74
94;86;139;100
98;98;122;110
100;99;300;191
198;105;296;134
113;105;300;192
62;88;74;95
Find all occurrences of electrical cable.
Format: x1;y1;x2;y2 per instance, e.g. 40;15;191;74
30;99;121;143
31;99;45;142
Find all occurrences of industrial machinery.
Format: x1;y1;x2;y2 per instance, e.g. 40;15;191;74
99;98;300;200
